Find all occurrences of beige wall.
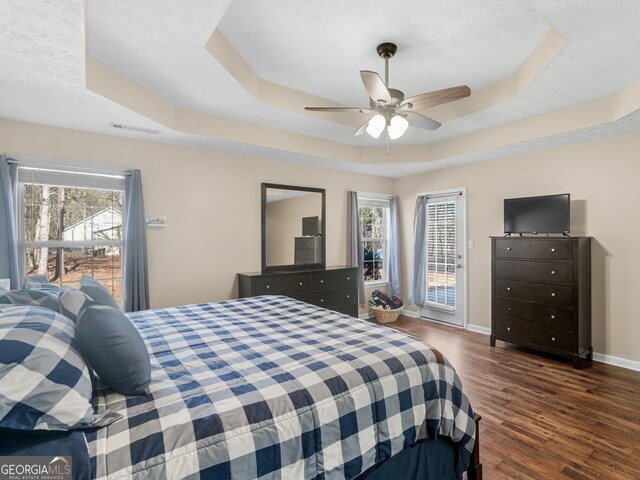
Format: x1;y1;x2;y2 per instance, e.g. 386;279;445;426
0;119;393;309
266;193;322;266
395;132;640;363
3;118;639;362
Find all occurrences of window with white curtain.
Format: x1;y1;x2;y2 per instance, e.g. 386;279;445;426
17;166;126;303
358;197;390;283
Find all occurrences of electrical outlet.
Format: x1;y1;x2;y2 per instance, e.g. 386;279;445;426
468;240;474;249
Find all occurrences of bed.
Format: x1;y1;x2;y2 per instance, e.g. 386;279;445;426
1;295;480;479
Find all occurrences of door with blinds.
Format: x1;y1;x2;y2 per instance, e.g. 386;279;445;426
420;188;466;326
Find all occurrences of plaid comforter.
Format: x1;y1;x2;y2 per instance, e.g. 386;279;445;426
85;296;475;479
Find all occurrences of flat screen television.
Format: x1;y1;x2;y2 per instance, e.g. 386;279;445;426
504;193;570;234
302;216;321;236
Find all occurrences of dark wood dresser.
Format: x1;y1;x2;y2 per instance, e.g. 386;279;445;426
238;266;358;317
294;236;322;265
490;236;592;369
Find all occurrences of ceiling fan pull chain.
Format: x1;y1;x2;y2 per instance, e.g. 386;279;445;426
386;130;390;156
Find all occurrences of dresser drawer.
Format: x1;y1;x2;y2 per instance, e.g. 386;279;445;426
494;297;573;329
494;317;572;352
295;237;319;248
494;238;573;260
495;279;573;306
332;303;358;317
295;250;320;264
254;273;310;295
310;269;357;291
309;288;356;308
495;259;572;284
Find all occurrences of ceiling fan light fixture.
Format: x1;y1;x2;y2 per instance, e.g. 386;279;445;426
365;114;386;139
388;115;409;140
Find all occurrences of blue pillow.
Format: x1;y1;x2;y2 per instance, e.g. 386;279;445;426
0;289;60;312
0;306;120;430
76;305;151;395
59;286;95;323
79;275;119;310
23;275;60;295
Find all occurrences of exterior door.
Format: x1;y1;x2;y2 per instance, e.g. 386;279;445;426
420;188;466;326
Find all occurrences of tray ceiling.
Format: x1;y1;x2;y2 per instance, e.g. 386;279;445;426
1;0;640;177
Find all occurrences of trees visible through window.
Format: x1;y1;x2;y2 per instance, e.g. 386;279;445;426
359;200;389;282
19;168;125;304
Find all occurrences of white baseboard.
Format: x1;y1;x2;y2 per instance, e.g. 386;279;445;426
402;309;419;318
592;352;640;372
359;312;374;320
466;324;491;335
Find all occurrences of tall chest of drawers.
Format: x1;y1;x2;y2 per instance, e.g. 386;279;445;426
238;266;358;318
490;237;592;369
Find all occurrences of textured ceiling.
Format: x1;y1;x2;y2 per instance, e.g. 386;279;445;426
1;0;640;178
218;0;549;105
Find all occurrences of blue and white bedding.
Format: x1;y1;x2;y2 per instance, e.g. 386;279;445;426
82;295;475;480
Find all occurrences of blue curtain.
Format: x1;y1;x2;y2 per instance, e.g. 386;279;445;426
387;196;402;299
408;195;428;305
347;192;366;304
123;169;149;312
0;155;19;289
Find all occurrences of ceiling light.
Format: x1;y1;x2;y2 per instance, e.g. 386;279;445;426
110;123;161;135
365;114;386;139
388;115;409;140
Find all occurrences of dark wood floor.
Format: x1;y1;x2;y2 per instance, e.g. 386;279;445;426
386;315;640;480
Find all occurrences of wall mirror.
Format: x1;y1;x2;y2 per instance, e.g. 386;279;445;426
262;183;326;273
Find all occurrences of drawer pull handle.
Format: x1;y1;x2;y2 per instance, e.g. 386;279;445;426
551;292;556;297
320;280;324;284
551;270;556;275
506;287;511;291
506;247;512;251
299;282;303;286
551;315;556;320
347;277;350;280
551;248;556;252
320;299;324;303
508;307;511;311
551;337;556;342
346;295;350;299
507;327;511;331
266;285;270;289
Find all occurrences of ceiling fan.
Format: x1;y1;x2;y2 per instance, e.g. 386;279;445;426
305;42;471;140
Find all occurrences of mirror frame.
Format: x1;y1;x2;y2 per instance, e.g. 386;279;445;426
261;183;326;273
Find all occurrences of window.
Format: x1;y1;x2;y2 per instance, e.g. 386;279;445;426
17;167;126;304
359;197;390;283
425;200;456;308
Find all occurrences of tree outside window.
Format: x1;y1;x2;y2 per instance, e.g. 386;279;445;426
20;178;124;304
359;203;387;282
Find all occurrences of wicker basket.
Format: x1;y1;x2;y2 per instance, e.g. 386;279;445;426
371;306;404;324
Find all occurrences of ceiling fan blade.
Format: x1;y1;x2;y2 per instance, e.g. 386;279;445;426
401;85;471;111
304;106;375;113
353;118;372;136
360;70;391;104
405;112;442;131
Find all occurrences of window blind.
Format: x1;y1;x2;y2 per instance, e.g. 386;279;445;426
18;167;126;191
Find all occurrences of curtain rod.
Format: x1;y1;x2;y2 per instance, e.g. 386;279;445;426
4;157;132;177
356;191;394;200
417;191;463;199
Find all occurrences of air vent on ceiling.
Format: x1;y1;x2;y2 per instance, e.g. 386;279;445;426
110;123;161;135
